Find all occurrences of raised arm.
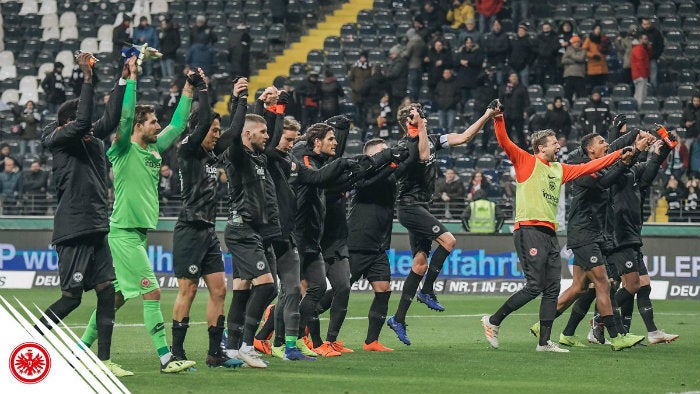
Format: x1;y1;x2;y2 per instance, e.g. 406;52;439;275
446;105;500;146
493;111;535;183
179;69;211;155
326;115;351;159
92;61;130;139
639;139;672;189
42;76;95;149
215;78;249;156
107;56;138;157
561;149;624;183
155;73;195;152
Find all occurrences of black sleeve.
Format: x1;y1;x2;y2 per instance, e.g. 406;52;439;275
180;88;212;156
216;93;248;158
609;128;639;151
42;83;94;148
265;112;284;156
638;144;671;189
92;81;126;139
296;157;348;186
596;161;629;189
251;99;265;116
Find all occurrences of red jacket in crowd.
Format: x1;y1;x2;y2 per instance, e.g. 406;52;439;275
630;42;652;80
474;0;504;18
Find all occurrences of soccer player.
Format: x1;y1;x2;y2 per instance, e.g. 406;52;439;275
481;99;633;352
529;130;651;350
80;63;197;373
221;84;279;369
170;69;243;368
608;136;679;344
40;53;132;377
387;103;501;346
348;138;412;352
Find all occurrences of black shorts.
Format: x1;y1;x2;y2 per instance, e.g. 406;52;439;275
349;251;391;283
572;243;606;270
397;204;448;256
224;222;271;280
513;226;561;291
173;222;224;279
608;246;646;276
56;234;116;292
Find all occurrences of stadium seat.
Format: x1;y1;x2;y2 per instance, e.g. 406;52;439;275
59;11;77;28
656;1;677;18
41;13;59;29
0;65;17;80
663;97;684;114
642;113;663;127
0;50;14;67
678;2;698;18
1;89;20;104
683;17;700;34
324;36;341;51
55;50;74;74
476;155;497;170
60;26;79;41
545;84;564;101
552;4;571;20
42;27;60;41
37;63;54;80
527;84;543;100
151;0;168;14
19;90;39;106
340;23;358;39
617;99;637;114
306;49;325;66
636;2;654;19
98;41;113;54
19;0;38;15
677;84;696;103
574;4;593;19
356;9;373;24
18;75;38;92
453;156;475;170
640;98;659;112
665;30;685;45
39;0;57;15
80;38;99;54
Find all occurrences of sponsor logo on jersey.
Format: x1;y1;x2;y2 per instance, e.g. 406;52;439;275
590;256;598;264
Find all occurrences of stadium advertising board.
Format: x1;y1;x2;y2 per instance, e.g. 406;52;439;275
0;231;697;300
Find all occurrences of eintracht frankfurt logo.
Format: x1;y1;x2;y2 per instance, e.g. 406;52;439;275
9;342;51;384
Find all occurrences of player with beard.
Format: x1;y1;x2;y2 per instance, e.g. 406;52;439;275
80;64;197;373
169;70;244;368
40;53;131;377
481;99;632;352
386;102;501;346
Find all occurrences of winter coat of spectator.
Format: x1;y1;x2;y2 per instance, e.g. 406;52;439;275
40;62;66;114
631;34;652;108
435;69;460;132
420;1;446;35
557;20;574;57
663;133;690;181
14;101;41;158
0;157;22;213
403;28;427;101
133;16;159;48
320;71;344;120
582;25;610;90
509;23;536;85
361;65;391;114
474;0;504;33
0;144;18;173
297;70;323;128
561;35;586;105
543;97;572;138
229;24;252;78
689;134;700;176
348;51;372;106
159;16;181;78
186;43;216;75
69;63;99;97
412;16;432;44
22;161;48;215
190;15;216;45
425;39;455;93
367;93;394;139
481;20;510;84
499;72;530;148
456;37;484;97
616;24;638;83
580;88;612;136
534;21;561;85
466;171;491;201
282;79;302;121
435;168;466;201
384;46;409;109
112;14;132;59
640;17;664;86
664;175;687;212
446;0;475;29
473;66;499;114
682;93;700;140
458;19;481;45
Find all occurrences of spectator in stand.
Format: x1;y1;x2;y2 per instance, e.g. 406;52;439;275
640;18;664;87
158;164;181;217
22;161;48;215
526;106;546;134
412;15;431;44
466;170;491;201
499;72;530;149
0;157;22;214
582;24;611;93
320;69;344;120
420;1;446;36
0;143;16;173
403;28;426;102
41;62;67;114
556;135;570;162
187;40;216;75
459;19;481;45
688;133;700;178
229;24;251;79
297;69;322;129
159;15;180;79
425;38;454;95
434;168;466;219
384;45;408;112
70;63;99;96
664;175;687;214
446;0;475;30
190;15;216;45
362;64;390;125
159;83;181;125
580;87;611;136
482;19;510;85
462;189;503;233
662;130;689;182
434;69;460;133
616;24;638;84
631;34;651;108
17;101;41;157
349;51;372;129
112;14;132;61
561;35;586;106
474;0;504;33
681;93;700;141
533;21;561;86
456;36;484;103
543;96;572;139
367;93;393;139
133;16;159;76
509;22;536;87
685;175;699;212
556;20;574;82
270;0;288;24
473;65;499;152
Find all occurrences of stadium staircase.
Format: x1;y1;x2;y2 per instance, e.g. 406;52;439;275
247;0;373;104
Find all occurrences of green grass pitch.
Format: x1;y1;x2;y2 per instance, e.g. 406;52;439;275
3;289;699;394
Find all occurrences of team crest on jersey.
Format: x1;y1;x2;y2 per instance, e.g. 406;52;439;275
590;256;598;263
256;261;265;271
432;225;440;233
529;248;538;256
188;265;199;275
141;278;150;288
625;261;634;269
72;272;83;282
549;180;556;191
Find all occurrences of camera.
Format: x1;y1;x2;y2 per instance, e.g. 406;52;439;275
408;106;426;120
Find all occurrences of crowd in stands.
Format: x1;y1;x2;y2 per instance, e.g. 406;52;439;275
1;0;700;223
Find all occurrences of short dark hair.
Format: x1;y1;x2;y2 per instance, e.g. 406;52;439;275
363;138;386;154
244;113;266;126
530;129;556;153
580;132;601;151
57;98;79;126
305;123;334;148
134;105;156;126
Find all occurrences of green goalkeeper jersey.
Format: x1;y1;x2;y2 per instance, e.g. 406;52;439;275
107;79;192;229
